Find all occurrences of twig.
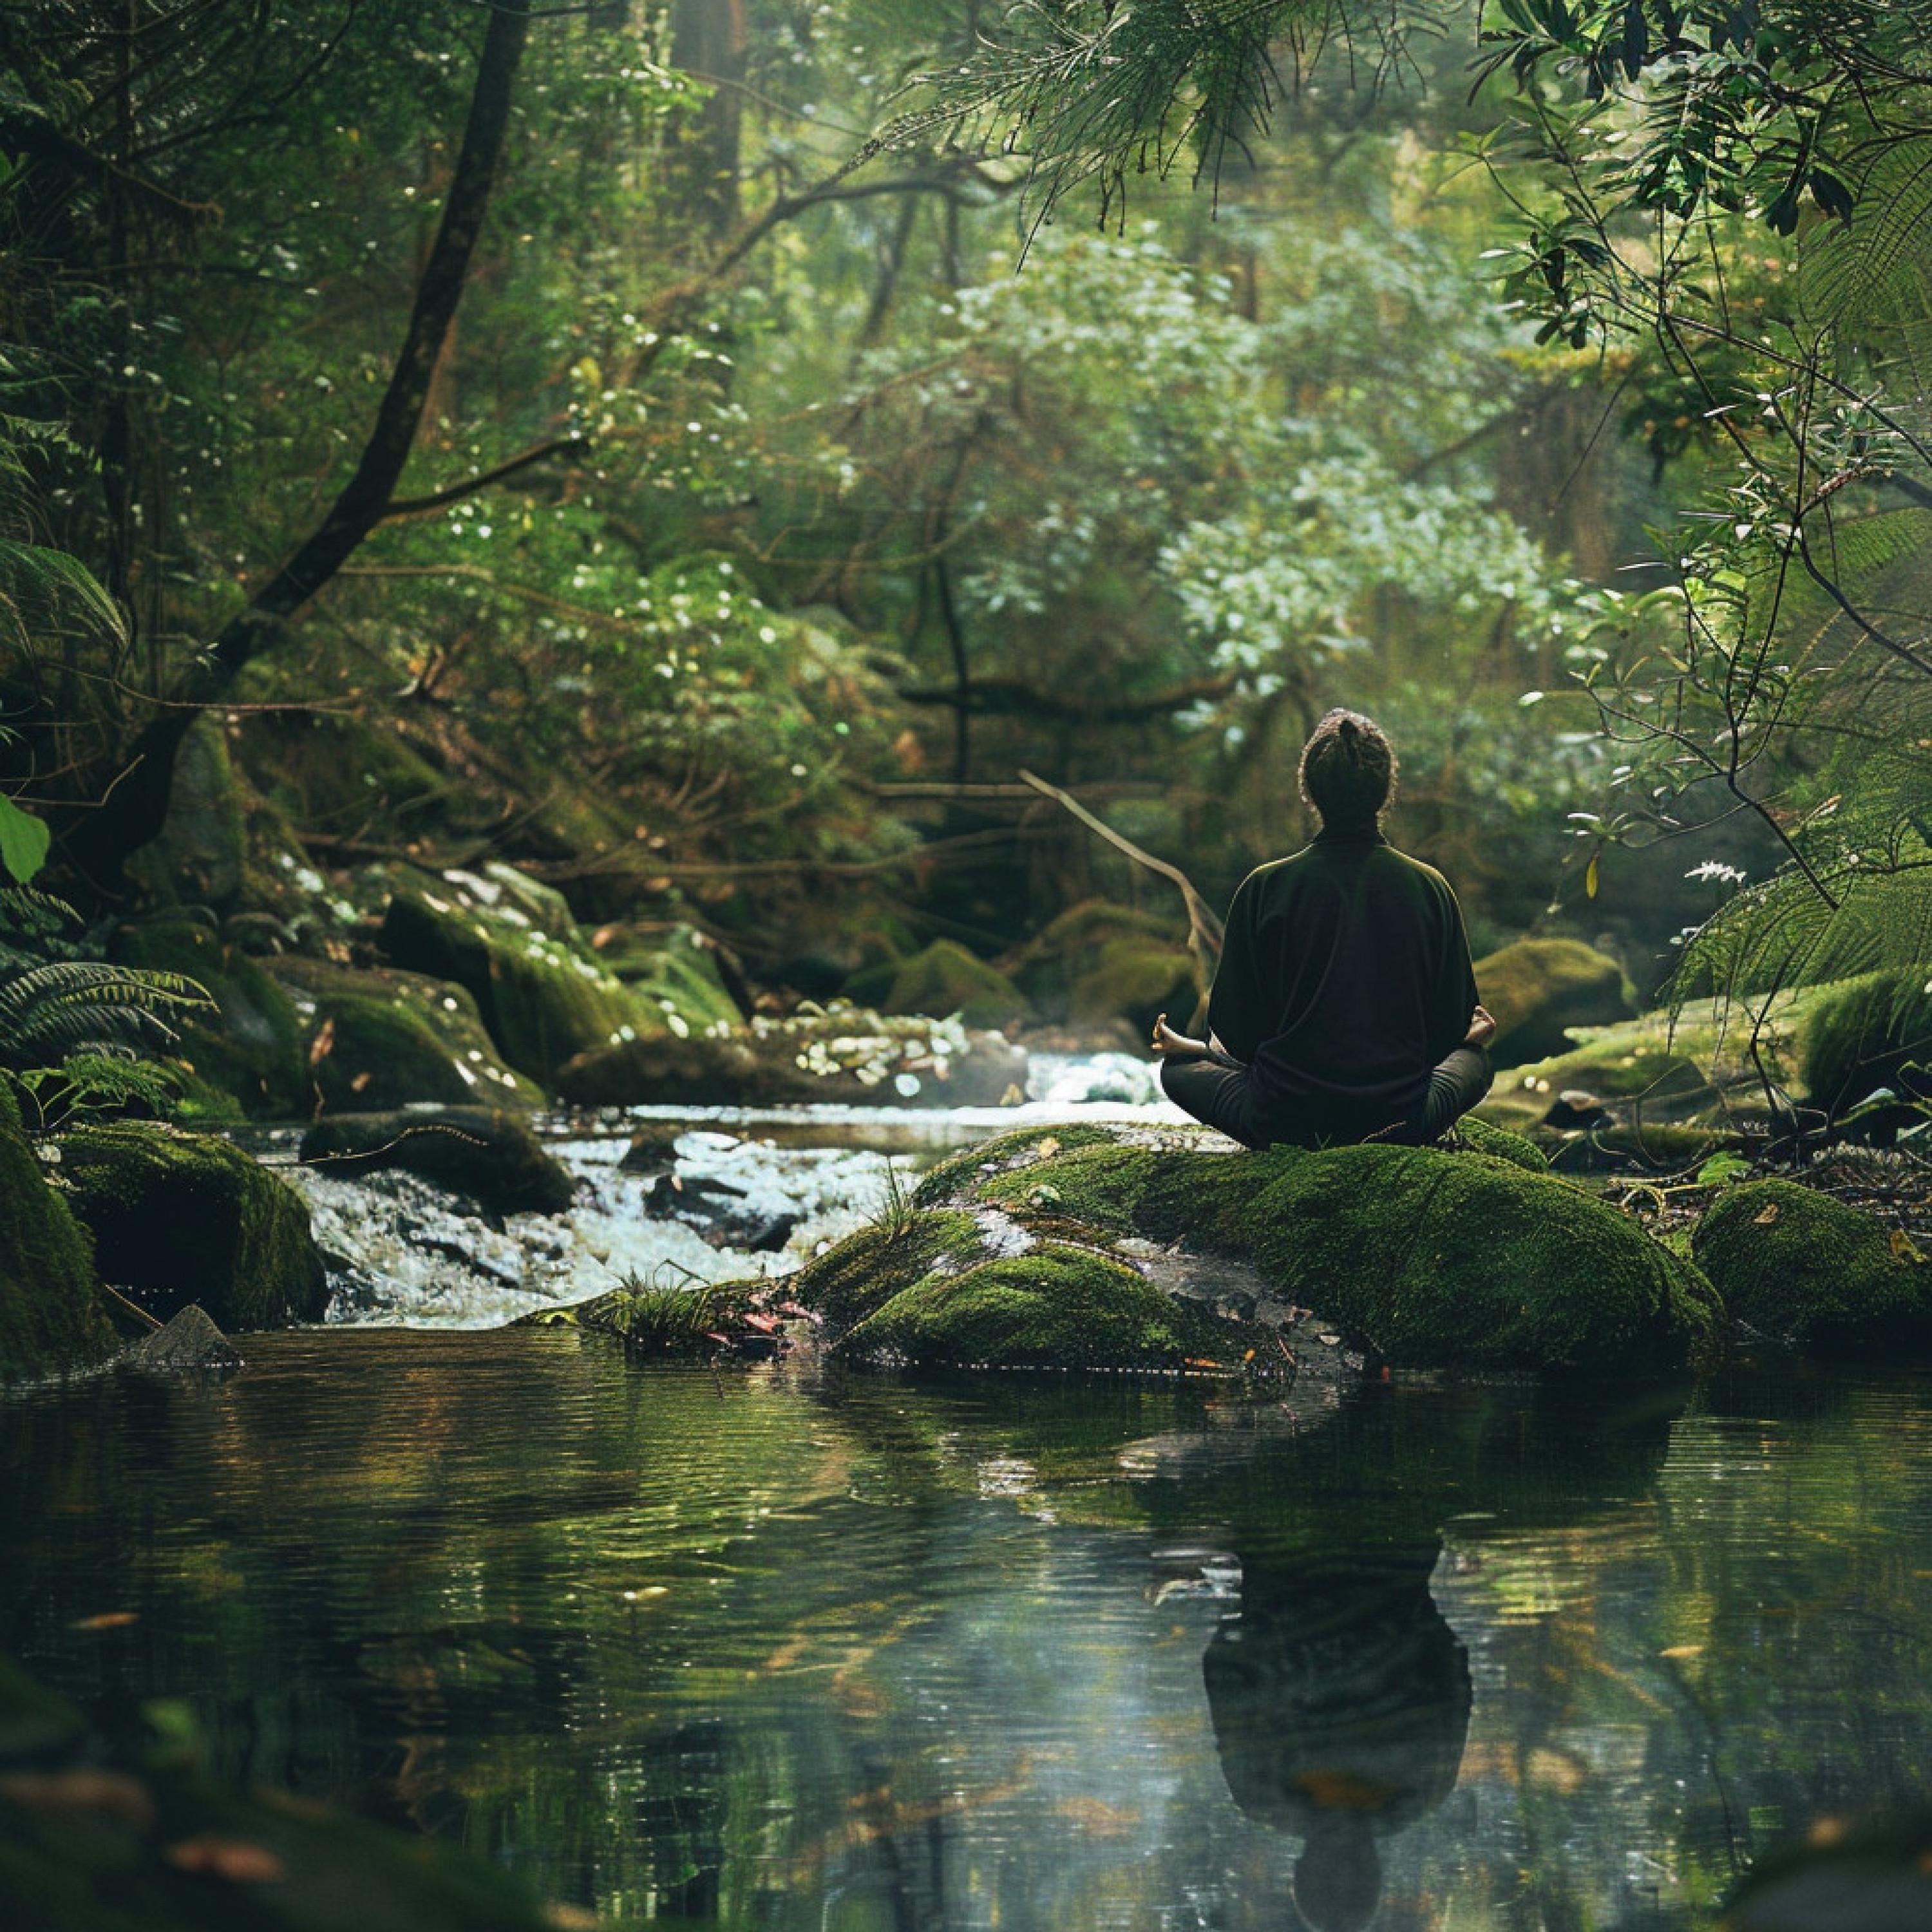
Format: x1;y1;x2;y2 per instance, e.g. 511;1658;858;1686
1017;769;1224;994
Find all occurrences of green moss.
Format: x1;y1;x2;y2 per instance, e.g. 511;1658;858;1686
1473;936;1634;1066
111;920;308;1118
1452;1115;1549;1171
1692;1179;1930;1353
299;1108;574;1217
927;1128;1717;1374
123;717;247;911
0;1653;558;1932
1801;970;1932;1121
1009;900;1197;1028
841;1242;1244;1372
789;1208;985;1334
58;1124;327;1332
911;1123;1123;1208
845;938;1030;1028
600;925;743;1034
271;958;540;1113
0;1083;112;1385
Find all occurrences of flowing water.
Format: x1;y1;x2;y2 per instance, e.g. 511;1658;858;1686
7;1061;1932;1929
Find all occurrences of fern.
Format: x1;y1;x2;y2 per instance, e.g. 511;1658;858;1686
0;888;213;1072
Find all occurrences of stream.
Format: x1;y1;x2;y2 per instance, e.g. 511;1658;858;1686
6;1056;1932;1930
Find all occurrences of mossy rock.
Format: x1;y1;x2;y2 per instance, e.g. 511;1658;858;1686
1473;936;1635;1067
1691;1179;1931;1353
841;1242;1242;1372
0;1083;113;1385
270;957;539;1113
379;884;651;1087
377;870;738;1088
0;1653;558;1932
111;920;309;1119
234;708;471;844
844;938;1030;1029
1451;1115;1549;1172
299;1107;574;1217
921;1124;1716;1375
57;1123;328;1332
1801;970;1932;1123
1005;900;1197;1030
556;1009;1028;1110
123;717;248;911
594;925;743;1036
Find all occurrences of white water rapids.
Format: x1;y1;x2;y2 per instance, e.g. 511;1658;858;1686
269;1052;1180;1327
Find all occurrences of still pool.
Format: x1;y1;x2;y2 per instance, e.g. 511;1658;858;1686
5;1332;1932;1929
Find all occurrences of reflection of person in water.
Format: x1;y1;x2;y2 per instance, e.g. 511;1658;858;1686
1203;1544;1471;1932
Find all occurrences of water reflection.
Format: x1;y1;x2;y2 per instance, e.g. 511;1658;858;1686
1205;1546;1470;1932
4;1338;1932;1929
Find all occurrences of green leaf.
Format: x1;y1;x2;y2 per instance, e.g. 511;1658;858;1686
0;795;50;884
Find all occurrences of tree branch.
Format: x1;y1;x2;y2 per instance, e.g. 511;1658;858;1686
897;673;1236;724
377;433;587;521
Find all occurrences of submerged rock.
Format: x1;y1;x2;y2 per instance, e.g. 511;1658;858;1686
57;1123;328;1332
299;1107;574;1217
271;956;538;1113
555;1008;1028;1110
127;1303;241;1371
1692;1179;1930;1353
1473;936;1634;1068
0;1084;113;1385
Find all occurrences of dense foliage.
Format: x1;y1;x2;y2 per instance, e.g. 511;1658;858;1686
9;0;1907;1009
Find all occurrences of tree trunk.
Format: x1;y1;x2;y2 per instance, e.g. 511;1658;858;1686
670;0;746;238
64;0;531;889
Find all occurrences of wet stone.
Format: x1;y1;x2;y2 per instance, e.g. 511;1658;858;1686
127;1305;242;1372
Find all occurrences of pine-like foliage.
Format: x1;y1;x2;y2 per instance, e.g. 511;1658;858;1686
872;1;1415;238
0;888;212;1071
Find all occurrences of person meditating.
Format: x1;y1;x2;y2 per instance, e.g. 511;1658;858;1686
1152;708;1497;1150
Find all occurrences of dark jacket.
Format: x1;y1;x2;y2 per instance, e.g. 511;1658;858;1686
1207;825;1479;1122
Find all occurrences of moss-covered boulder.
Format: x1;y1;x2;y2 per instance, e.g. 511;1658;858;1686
1691;1179;1931;1353
555;1008;1027;1110
843;938;1030;1029
1801;970;1932;1123
57;1124;328;1331
1005;900;1197;1031
299;1107;573;1217
377;869;739;1088
0;1083;113;1385
270;957;538;1113
0;1653;558;1932
895;1122;1718;1376
110;918;308;1119
1474;937;1634;1067
124;717;249;911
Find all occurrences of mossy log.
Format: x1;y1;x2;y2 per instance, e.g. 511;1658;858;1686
555;1009;1028;1110
299;1108;574;1217
1692;1179;1931;1354
0;1653;557;1932
56;1124;328;1332
1473;936;1634;1067
0;1083;113;1386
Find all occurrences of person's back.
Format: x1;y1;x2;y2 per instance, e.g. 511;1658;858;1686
1153;710;1493;1149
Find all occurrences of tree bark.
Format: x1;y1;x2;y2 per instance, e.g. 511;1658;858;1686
64;0;531;888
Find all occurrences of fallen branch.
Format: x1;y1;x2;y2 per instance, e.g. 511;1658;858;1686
1017;770;1224;996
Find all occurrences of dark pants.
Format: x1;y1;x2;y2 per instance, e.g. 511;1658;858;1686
1159;1046;1493;1151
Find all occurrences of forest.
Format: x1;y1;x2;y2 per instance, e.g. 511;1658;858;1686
5;3;1932;1929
